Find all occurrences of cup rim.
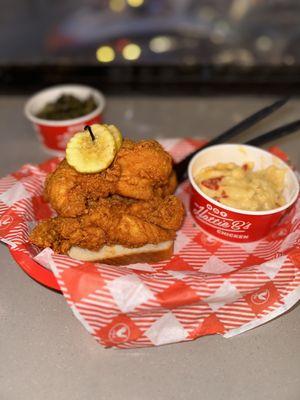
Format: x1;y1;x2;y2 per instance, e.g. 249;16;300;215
188;143;299;216
24;84;105;127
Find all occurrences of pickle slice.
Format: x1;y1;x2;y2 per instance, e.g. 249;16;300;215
104;124;123;150
66;124;117;173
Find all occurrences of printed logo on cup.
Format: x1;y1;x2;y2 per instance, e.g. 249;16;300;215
193;202;252;233
108;323;131;344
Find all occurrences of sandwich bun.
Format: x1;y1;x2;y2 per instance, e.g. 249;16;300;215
68;241;174;265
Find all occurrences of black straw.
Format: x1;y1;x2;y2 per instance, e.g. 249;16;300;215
84;125;95;141
206;97;289;147
246;119;300;146
174;97;290;183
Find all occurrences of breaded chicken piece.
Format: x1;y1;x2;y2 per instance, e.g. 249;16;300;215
30;195;184;254
114;139;173;199
45;139;174;217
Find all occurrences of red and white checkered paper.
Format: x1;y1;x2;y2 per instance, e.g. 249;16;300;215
1;138;300;348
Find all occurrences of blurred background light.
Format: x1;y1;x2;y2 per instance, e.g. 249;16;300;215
283;55;295;65
122;43;141;60
255;36;273;52
214;48;254;66
1;0;300;70
149;36;174;53
197;6;216;22
109;0;126;13
115;38;130;52
96;46;116;63
210;20;230;45
126;0;144;8
230;0;251;20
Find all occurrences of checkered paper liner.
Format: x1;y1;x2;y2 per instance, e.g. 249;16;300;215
0;138;300;349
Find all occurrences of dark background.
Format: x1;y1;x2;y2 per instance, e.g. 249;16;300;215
1;0;300;94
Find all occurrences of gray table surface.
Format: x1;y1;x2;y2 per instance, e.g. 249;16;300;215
0;95;299;400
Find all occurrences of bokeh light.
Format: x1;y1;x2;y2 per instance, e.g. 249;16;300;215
122;43;141;60
109;0;126;12
127;0;144;8
150;36;174;53
256;36;273;52
96;46;116;63
283;55;295;65
197;6;216;21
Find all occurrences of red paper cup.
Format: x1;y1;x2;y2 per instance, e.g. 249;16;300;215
24;84;105;155
188;144;299;243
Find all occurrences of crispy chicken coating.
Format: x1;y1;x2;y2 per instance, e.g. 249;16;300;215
45;139;174;217
30;195;184;254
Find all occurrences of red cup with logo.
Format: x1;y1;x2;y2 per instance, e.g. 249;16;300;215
24;84;105;155
188;144;299;243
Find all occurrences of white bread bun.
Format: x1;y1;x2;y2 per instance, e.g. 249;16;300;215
68;241;174;265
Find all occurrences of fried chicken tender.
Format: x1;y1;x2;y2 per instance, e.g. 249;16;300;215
45;139;174;217
30;195;185;254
